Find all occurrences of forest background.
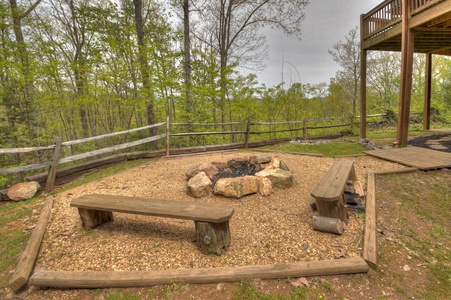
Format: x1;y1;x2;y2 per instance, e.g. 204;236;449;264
1;0;451;151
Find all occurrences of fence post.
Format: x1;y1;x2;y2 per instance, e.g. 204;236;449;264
166;116;170;156
244;118;251;149
303;118;307;141
45;137;62;193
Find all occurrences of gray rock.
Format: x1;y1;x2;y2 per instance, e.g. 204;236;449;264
255;153;272;164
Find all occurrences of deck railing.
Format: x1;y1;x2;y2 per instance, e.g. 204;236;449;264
362;0;445;40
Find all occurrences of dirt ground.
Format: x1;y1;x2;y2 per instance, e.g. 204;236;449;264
2;144;450;300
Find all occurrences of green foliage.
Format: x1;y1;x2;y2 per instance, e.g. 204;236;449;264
381;109;397;125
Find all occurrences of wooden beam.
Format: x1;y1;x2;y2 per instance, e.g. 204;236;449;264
362;23;402;49
426;11;451;27
360;23;368;141
423;53;432;130
9;196;54;291
363;173;377;270
45;138;62;193
28;257;369;288
400;28;415;148
397;0;415;147
409;0;451;28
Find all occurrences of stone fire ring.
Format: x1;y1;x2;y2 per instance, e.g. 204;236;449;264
186;154;294;198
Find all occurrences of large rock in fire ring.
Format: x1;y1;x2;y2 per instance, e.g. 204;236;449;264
255;168;293;189
213;175;259;198
187;172;212;198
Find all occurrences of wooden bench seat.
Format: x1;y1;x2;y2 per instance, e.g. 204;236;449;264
71;194;234;255
311;160;357;224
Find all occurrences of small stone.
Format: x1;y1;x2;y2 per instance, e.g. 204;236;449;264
403;265;411;271
255;153;272;164
279;160;290;171
291;277;310;287
186;163;218;180
258;177;273;197
227;157;249;167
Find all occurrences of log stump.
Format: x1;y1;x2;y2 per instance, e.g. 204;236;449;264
315;198;349;224
313;215;344;235
77;208;113;229
195;221;231;255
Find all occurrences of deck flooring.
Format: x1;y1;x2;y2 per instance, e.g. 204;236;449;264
365;147;451;170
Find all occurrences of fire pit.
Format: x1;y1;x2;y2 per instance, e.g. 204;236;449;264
186;154;293;198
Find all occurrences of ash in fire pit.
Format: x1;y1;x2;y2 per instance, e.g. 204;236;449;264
212;163;257;187
186;154;293;199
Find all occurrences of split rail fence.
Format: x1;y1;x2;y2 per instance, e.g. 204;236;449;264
0;112;417;198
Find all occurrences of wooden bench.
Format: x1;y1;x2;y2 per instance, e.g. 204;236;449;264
310;160;357;224
70;194;234;255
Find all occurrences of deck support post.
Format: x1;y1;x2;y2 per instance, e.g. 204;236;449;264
360;49;367;139
397;0;414;148
423;53;432;130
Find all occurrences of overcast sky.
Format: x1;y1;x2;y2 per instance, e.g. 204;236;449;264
253;0;381;88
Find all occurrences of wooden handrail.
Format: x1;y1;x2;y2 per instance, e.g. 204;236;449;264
361;0;443;40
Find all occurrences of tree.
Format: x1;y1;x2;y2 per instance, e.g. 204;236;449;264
8;0;42;143
367;51;401;112
133;0;155;135
196;0;309;124
182;0;194;121
329;27;360;118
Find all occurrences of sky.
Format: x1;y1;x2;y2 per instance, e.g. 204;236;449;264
253;0;381;88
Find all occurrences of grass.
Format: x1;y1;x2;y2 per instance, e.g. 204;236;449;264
231;279;325;300
261;140;366;157
260;126;426;157
376;171;451;299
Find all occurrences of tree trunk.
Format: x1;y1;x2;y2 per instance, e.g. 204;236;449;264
9;0;41;144
183;0;193;121
133;0;156;149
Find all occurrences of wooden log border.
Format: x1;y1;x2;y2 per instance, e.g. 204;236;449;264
9;161;422;290
9;196;54;291
363;167;418;270
29;258;369;289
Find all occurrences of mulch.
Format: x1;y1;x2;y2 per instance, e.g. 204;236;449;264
408;134;451;153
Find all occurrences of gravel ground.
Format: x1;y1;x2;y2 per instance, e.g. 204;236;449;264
34;151;407;273
408;134;451;153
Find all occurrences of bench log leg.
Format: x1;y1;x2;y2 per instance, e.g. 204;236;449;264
195;221;231;255
77;208;113;229
315;198;349;224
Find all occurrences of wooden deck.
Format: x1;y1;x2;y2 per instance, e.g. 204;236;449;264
365;146;451;170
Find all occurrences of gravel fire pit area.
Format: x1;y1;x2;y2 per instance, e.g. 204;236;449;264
35;152;406;273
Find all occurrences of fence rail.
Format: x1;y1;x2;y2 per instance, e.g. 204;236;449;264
0;112;418;196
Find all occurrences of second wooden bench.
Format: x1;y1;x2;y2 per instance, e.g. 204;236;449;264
70;194;234;255
310;160;357;224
